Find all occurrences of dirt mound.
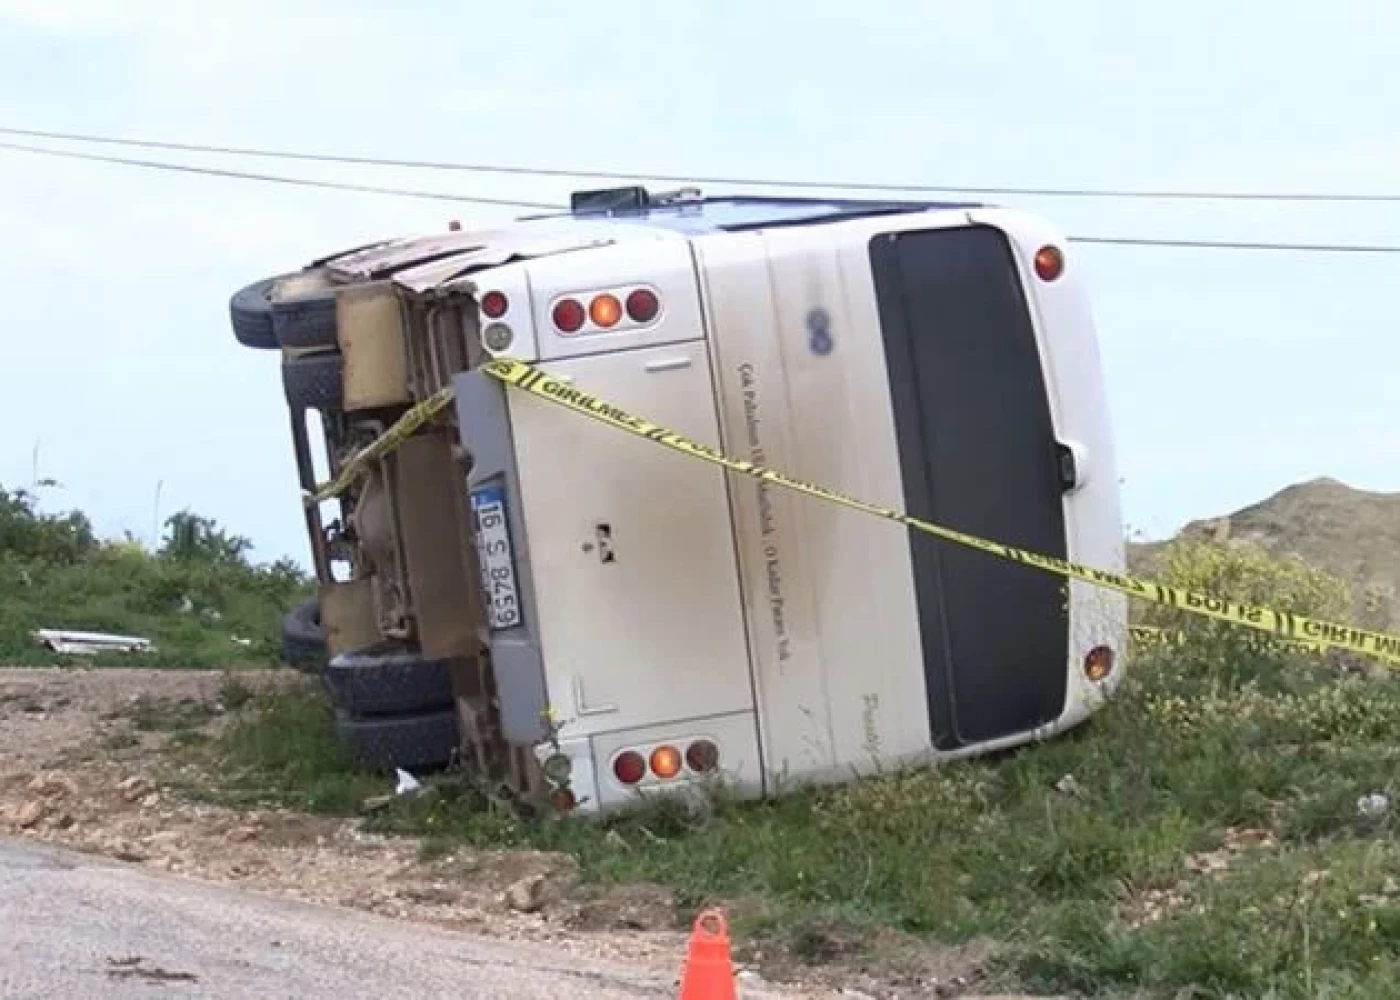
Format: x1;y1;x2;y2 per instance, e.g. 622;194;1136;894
1129;476;1400;626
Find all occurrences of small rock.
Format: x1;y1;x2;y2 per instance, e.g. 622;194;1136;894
504;875;548;914
117;776;155;802
227;825;259;844
1186;850;1231;876
147;831;183;849
360;794;395;814
1054;773;1085;798
27;773;75;800
15;800;47;829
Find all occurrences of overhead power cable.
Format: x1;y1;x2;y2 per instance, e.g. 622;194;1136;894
3;123;1399;205
0;140;561;209
1067;235;1400;254
4;139;1400;255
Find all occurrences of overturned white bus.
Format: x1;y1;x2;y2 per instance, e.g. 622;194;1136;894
229;186;1128;815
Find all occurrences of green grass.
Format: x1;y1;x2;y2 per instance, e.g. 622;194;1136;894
191;682;386;814
198;640;1400;998
128;693;220;732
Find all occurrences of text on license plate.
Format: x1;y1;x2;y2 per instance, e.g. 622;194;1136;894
471;485;522;631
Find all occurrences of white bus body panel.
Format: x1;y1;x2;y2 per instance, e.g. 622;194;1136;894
505;341;756;737
693;228;936;786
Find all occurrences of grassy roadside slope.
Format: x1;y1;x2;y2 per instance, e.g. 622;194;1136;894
197;534;1400;998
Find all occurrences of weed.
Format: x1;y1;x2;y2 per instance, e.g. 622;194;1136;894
218;674;255;711
417;836;455;863
195;685;383;814
99;728;139;751
128;695;217;733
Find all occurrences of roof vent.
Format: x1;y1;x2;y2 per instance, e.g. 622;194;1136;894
570;185;651;215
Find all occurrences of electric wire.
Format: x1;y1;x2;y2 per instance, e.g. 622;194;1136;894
4;138;1400;255
1067;234;1400;254
4;123;1399;205
0;140;561;209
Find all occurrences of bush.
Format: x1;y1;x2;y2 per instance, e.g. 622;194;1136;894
0;486;96;566
1135;537;1357;694
0;483;313;667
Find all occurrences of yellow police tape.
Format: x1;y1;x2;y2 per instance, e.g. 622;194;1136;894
303;386;456;506
299;358;1400;667
476;357;1400;667
1130;625;1329;656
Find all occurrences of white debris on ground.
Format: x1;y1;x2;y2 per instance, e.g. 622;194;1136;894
30;629;154;656
1357;792;1390;819
394;768;423;796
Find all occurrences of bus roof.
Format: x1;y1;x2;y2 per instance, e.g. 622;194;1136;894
518;192;983;237
322;191;988;290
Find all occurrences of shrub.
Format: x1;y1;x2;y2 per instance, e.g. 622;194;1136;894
1135;537;1356;694
0;486;96;566
0;483;313;666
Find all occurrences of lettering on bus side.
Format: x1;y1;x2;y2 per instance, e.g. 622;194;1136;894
738;361;792;662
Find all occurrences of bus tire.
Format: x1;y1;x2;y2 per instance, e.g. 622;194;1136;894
324;646;455;717
280;598;326;673
281;353;344;411
229;276;280;350
334;707;459;772
271;279;339;351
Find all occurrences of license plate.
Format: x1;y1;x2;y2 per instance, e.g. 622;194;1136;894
471;484;522;631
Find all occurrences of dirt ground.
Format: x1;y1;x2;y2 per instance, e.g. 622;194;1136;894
0;666;1044;1000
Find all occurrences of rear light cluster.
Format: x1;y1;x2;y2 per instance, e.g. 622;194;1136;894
611;739;719;786
476;289;515;352
552;286;661;336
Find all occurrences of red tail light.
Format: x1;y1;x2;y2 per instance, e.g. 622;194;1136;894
625;288;660;323
685;740;719;774
553;298;586;334
613;750;646;785
480;290;508;319
549;787;577;813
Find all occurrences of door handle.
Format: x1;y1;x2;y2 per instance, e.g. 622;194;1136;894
644;356;694;374
1055;440;1087;493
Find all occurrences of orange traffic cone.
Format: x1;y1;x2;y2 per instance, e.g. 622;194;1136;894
677;908;737;999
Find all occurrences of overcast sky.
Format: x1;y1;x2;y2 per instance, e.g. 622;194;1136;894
2;0;1398;568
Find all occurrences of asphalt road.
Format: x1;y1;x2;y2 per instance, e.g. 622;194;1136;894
0;837;690;999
